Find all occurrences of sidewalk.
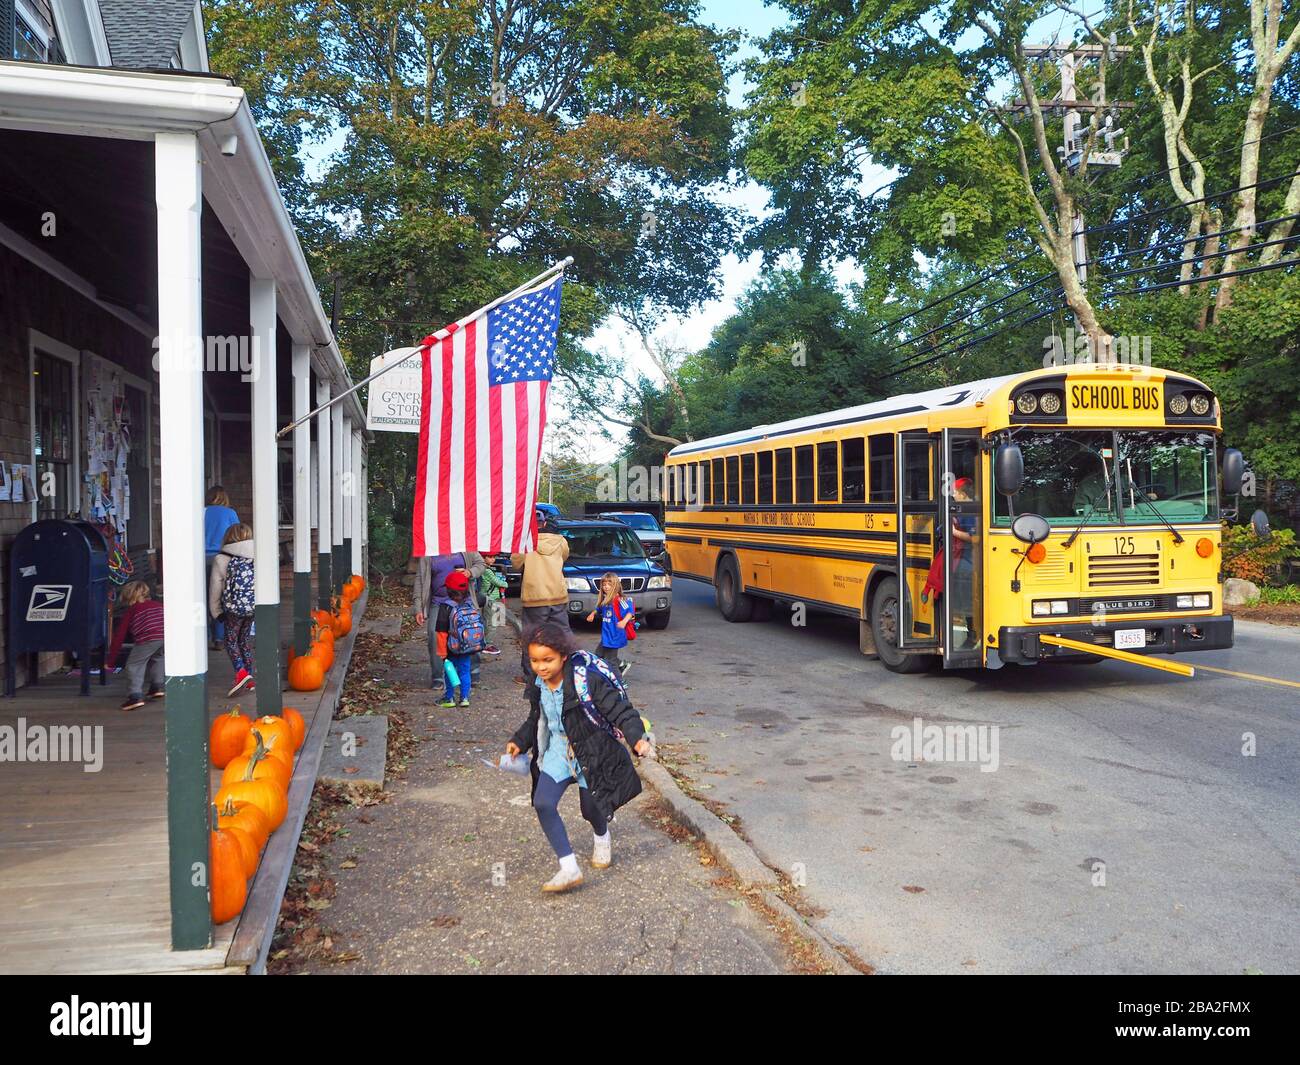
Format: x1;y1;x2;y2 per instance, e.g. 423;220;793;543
270;590;807;974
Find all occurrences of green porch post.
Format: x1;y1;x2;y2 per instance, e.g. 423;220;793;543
156;130;212;950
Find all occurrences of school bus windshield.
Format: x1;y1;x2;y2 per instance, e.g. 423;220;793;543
994;429;1219;525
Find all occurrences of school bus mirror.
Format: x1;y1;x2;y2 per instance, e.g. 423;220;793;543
1251;509;1272;542
995;443;1024;496
1011;512;1052;545
1221;448;1244;495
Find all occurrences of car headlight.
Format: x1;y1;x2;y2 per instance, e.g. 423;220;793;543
565;577;591;592
647;575;671;590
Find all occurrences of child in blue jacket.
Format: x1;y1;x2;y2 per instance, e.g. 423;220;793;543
586;572;635;678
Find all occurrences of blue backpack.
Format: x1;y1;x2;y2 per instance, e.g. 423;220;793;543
447;599;485;655
222;556;256;617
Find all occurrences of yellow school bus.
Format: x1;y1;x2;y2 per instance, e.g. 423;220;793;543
662;365;1247;675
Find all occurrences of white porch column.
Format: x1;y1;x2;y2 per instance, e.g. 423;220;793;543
341;412;353;581
315;375;333;609
155;130;210;950
351;429;364;575
331;400;344;595
249;278;281;715
291;343;312;657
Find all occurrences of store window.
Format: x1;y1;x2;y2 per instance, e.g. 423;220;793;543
33;350;75;520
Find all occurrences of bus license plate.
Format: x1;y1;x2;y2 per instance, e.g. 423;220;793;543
1114;628;1146;650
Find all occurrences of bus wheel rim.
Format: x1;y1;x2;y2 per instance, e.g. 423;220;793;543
881;596;900;648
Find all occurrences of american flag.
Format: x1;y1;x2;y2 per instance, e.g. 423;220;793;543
411;275;562;556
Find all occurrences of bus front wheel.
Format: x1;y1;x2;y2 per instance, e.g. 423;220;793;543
871;576;932;674
715;556;754;622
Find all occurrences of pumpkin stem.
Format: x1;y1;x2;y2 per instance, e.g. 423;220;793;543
242;731;267;782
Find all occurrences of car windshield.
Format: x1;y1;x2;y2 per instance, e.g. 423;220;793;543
994;429;1219;525
563;526;646;559
615;513;661;532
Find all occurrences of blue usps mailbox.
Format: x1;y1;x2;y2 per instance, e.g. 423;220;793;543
6;520;110;697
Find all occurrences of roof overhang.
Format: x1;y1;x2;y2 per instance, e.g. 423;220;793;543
0;60;364;426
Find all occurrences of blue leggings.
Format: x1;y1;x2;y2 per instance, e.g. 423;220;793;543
533;771;607;859
443;654;472;699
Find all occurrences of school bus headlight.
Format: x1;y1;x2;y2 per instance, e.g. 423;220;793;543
647;575;671;589
1195;537;1214;558
1177;595;1194;608
1051;600;1069;614
1168;393;1189;415
1038;391;1062;415
1025;542;1046;564
1190;393;1211;415
1015;392;1038;415
1032;601;1051;616
1193;593;1211;608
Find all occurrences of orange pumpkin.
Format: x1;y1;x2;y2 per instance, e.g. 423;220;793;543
281;707;306;750
217;796;270;849
243;728;294;777
226;824;259;878
310;639;334;671
209;707;251;769
331;604;352;638
211;827;249;924
249;715;294;751
313;622;334;649
222;735;290;790
312;608;333;631
350;574;366;593
216;775;288;832
288;653;324;691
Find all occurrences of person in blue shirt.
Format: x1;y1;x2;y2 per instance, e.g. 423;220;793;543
204;486;240;647
586;572;634;678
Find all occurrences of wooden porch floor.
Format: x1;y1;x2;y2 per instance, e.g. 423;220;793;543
0;598;354;975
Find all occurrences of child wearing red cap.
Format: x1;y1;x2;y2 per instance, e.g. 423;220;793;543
438;569;485;707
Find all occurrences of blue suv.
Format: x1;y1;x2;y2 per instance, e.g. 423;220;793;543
558;518;672;629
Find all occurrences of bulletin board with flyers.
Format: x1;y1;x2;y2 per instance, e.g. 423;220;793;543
81;354;133;548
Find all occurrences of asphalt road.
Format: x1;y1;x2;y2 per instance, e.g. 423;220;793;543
622;581;1300;975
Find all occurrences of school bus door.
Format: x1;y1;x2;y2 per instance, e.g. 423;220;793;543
896;432;940;652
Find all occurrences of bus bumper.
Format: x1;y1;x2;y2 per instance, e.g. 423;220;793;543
996;615;1233;664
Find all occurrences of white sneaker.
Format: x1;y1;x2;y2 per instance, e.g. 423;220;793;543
592;833;611;869
541;867;584;893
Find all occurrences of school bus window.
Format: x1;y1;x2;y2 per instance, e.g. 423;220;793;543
711;458;724;505
725;455;740;505
682;464;695;507
842;438;865;502
817;442;839;502
741;453;756;506
795;445;814;504
903;443;931;501
758;451;774;504
868;434;895;503
699;461;711;504
667;466;677;505
775;448;793;504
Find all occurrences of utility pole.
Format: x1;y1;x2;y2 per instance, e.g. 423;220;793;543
1018;40;1132;349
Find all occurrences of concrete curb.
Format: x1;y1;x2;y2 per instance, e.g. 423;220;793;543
638;758;859;976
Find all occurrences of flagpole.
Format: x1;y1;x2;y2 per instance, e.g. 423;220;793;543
276;256;573;439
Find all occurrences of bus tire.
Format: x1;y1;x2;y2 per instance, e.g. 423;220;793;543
750;597;774;622
871;576;932;674
715;556;754;622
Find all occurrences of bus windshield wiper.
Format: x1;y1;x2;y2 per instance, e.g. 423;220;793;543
1124;458;1185;544
1063;458;1113;549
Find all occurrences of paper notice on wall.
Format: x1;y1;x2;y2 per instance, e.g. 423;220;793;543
365;347;423;433
0;461;9;502
10;463;26;503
